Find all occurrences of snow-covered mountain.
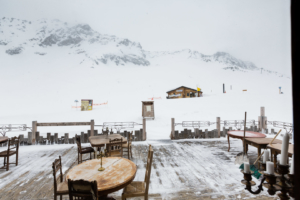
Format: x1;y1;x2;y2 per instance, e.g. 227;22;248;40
0;17;286;76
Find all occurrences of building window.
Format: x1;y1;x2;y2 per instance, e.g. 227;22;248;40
187;93;189;96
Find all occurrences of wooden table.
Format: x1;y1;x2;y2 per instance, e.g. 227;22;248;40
267;143;294;171
244;138;282;159
227;131;266;152
0;136;9;144
89;134;127;148
66;157;137;197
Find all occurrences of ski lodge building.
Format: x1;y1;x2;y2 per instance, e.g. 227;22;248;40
166;86;203;99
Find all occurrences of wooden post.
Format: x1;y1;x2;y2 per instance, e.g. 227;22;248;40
28;132;32;145
47;133;51;141
80;132;84;143
140;129;143;141
175;130;179;139
205;129;208;138
216;117;220;138
64;133;69;144
35;132;40;143
171;118;175;139
258;116;262;131
50;135;54;144
54;133;58;144
84;133;88;143
134;130;139;141
91;119;94;136
261;107;265;116
143;118;146;141
263;117;267;130
19;134;24;145
32;121;37;144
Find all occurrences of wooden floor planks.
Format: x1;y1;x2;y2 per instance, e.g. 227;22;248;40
0;141;277;200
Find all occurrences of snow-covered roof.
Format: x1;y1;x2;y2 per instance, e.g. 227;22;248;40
166;86;199;93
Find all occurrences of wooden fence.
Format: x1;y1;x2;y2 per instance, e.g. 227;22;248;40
0;129;145;146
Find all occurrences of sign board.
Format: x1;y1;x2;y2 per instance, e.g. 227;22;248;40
146;105;152;112
81;99;93;111
176;90;183;92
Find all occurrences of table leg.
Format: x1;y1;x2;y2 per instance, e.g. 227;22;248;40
274;151;278;172
257;147;261;168
227;135;230;152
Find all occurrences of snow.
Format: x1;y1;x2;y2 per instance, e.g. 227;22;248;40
0;55;292;140
0;12;293;199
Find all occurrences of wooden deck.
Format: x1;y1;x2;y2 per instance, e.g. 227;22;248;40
0;140;276;199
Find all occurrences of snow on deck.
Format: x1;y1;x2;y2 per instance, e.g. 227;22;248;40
0;139;276;199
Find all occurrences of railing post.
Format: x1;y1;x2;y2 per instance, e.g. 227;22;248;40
216;117;220;138
143;118;146;141
91;119;94;136
32;121;37;144
259;107;267;132
171;118;175;139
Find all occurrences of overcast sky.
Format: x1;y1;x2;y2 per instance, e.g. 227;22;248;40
0;0;291;75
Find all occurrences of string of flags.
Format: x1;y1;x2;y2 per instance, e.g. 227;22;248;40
72;101;108;108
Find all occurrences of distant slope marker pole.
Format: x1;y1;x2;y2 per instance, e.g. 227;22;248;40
223;83;225;93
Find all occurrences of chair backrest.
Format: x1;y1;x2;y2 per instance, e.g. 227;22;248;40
144;145;153;195
68;179;98;200
52;156;63;193
7;136;19;152
75;135;82;152
108;138;123;157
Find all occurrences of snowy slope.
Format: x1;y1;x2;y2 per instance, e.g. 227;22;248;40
0;18;292;139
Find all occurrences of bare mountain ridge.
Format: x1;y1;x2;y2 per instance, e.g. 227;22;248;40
0;17;283;76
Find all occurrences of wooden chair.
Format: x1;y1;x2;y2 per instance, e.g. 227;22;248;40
52;156;68;200
68;179;98;200
0;136;19;171
122;131;133;159
75;135;95;164
107;138;123;157
122;145;153;200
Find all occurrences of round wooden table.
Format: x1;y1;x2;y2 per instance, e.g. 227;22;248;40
66;157;137;198
227;131;266;152
0;136;9;144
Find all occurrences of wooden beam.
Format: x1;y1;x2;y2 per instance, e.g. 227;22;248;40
36;122;91;126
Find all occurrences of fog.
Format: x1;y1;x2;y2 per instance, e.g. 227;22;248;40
0;0;291;75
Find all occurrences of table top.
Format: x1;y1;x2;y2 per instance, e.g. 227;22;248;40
227;131;266;138
245;138;282;145
267;143;294;155
89;134;127;147
66;157;137;193
0;136;9;143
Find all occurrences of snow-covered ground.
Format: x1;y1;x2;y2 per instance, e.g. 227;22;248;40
0;48;293;140
0;139;279;199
